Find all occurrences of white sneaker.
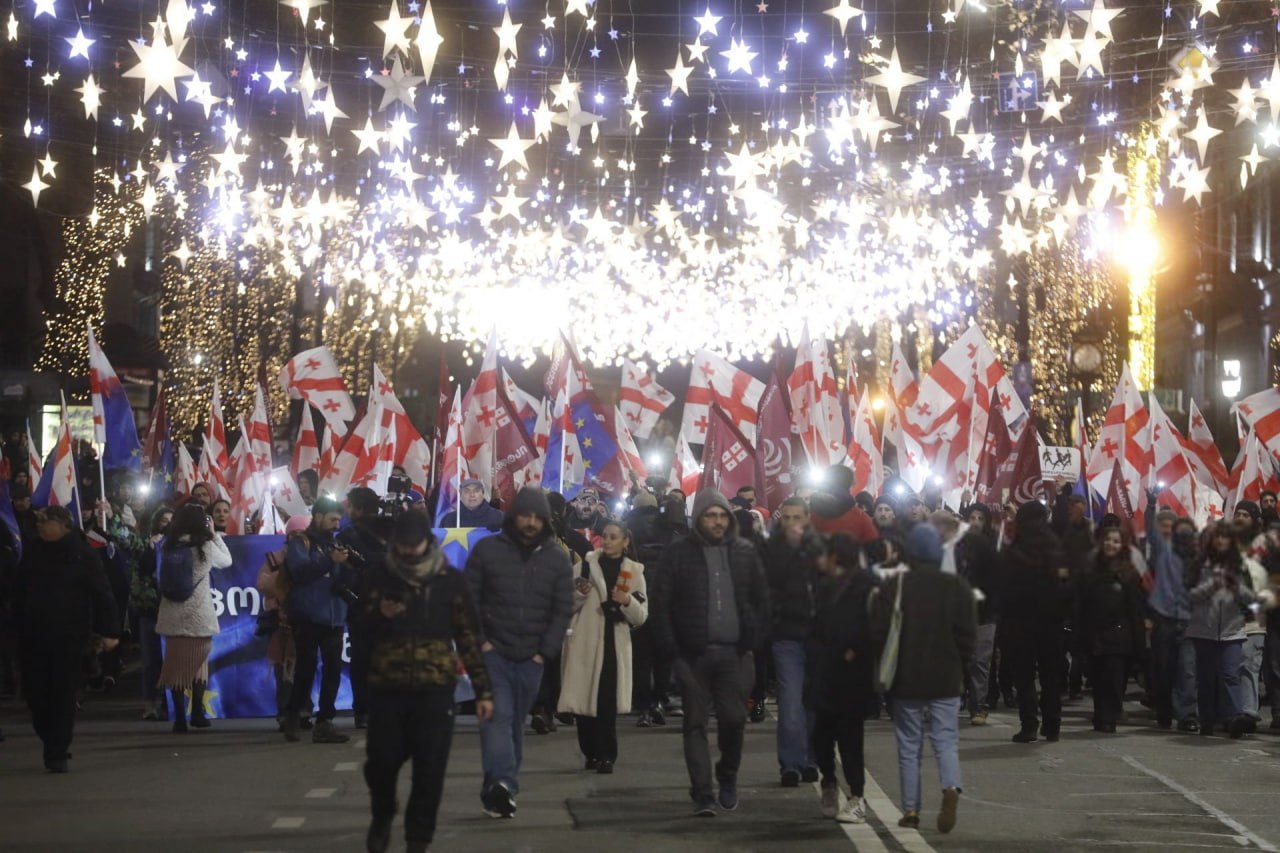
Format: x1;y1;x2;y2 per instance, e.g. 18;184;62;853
820;783;839;819
837;797;867;824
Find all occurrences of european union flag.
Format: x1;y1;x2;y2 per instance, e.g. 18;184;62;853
0;479;21;563
570;396;620;480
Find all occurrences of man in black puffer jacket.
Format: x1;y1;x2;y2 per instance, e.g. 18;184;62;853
650;489;770;817
465;487;573;820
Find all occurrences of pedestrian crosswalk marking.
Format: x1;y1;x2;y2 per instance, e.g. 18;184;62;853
333;761;359;772
304;788;337;798
270;817;305;830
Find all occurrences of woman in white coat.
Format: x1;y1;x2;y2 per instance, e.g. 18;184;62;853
558;521;648;774
156;504;233;733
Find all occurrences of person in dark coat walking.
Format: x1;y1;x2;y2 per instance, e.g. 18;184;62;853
1002;501;1073;743
466;487;574;819
360;511;493;853
1076;527;1147;732
14;506;121;772
807;534;877;825
649;488;770;817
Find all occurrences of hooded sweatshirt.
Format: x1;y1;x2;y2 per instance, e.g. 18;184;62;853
464;486;574;661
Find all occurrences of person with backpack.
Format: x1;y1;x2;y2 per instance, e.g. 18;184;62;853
156;503;233;733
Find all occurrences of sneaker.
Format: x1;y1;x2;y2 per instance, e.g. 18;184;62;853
662;701;683;718
312;720;350;744
648;706;666;726
748;702;766;724
692;798;717;817
718;781;739;811
1011;728;1038;743
898;811;920;829
482;783;517;818
299;716;315;731
780;769;801;788
531;713;550;735
801;767;819;784
937;787;959;834
635;711;654;728
837;797;867;825
366;815;392;853
282;715;300;742
819;783;839;819
970;711;989;726
1177;719;1201;733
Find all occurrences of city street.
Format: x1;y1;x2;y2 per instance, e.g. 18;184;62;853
3;690;1279;852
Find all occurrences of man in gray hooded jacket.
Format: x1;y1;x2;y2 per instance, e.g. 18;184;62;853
465;486;574;819
650;489;770;817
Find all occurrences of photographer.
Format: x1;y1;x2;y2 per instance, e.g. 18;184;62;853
281;497;354;745
340;487;390;729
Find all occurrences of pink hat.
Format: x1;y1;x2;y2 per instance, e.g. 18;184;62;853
284;515;310;535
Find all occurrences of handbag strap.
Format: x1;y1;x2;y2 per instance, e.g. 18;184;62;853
893;572;904;611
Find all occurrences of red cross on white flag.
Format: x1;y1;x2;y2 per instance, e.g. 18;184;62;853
279;346;355;432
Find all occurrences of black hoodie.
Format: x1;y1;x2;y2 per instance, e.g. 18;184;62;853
464;487;574;661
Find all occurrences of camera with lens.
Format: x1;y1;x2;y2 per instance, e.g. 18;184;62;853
378;474;414;516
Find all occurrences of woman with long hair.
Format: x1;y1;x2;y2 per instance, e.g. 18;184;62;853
557;520;648;774
1075;527;1146;733
209;498;232;533
1186;521;1256;739
156;503;232;732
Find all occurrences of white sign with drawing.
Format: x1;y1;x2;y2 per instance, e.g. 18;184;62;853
1040;446;1081;479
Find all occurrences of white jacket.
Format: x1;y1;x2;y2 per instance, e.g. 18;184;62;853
557;552;647;717
156;535;233;638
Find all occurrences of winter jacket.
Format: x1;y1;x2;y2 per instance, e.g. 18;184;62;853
1187;558;1258;642
155;534;233;638
762;529;824;643
15;532;121;649
286;528;354;628
1074;558;1147;657
804;568;877;713
360;543;492;698
808;492;879;544
558;552;648;716
649;489;771;659
1146;524;1191;621
869;561;977;700
465;487;575;662
1000;524;1074;628
954;528;1001;624
445;500;506;530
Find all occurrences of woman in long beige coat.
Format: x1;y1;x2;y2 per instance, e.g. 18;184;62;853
558;521;648;774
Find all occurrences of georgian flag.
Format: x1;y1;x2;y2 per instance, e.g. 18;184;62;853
1085;364;1151;512
279;346;355;431
372;364;433;490
87;325;143;471
787;327;846;468
620;359;675;440
682;350;766;444
292;407;320;479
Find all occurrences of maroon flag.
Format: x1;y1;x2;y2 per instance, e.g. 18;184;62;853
1005;411;1044;507
492;380;538;506
972;387;1012;505
141;387;169;472
1107;456;1134;522
698;405;767;501
756;372;796;513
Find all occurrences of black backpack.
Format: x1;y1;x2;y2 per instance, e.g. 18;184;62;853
159;545;198;603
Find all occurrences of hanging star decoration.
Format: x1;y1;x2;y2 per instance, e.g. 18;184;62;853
23;165;51;206
372;56;424;111
76;74;104;119
864;46;924;114
489;122;537;170
123;32;196;103
823;0;863;37
374;0;414;59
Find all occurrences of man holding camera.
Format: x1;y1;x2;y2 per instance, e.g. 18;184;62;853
282;497;354;744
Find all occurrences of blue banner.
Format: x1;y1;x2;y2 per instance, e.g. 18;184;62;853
198;528;495;719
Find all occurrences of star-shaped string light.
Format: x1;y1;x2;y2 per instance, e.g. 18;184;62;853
123;34;196;103
864;46;924;114
416;0;444;81
280;0;326;26
372;56;424;111
666;53;695;96
489;122;537;170
720;39;758;75
264;60;291;94
823;0;863;37
76;74;104;119
23;165;51;206
374;0;413;59
65;28;95;60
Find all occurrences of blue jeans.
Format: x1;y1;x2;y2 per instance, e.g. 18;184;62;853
1149;615;1197;722
1241;634;1265;720
1192;638;1245;728
892;697;962;814
771;640;814;774
477;651;544;796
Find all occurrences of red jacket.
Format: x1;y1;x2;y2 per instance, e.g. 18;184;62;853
810;503;879;544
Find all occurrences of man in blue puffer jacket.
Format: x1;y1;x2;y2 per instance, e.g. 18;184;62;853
282;497;355;745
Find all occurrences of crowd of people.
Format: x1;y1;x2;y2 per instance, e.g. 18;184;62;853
3;421;1280;853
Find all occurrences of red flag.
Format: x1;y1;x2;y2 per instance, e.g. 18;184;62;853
1106;457;1136;525
1085;364;1150;510
461;333;500;488
323;400;384;498
372;364;433;490
611;406;649;480
293;406;320;478
279;346;355;431
25;421;42;486
1183;398;1228;494
1005;411;1044;507
620;359;675;439
142;388;169;472
246;384;273;472
1147;394;1195;519
848;387;883;496
756;372;798;513
198;379;230;501
698;405;767;500
492;381;538;506
682;350;766;443
973;387;1012;504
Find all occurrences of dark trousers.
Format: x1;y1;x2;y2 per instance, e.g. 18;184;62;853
631;624;670;710
1090;654;1128;726
21;642;82;763
364;690;455;845
811;708;865;798
674;645;752;801
137;614;164;704
1192;638;1245;728
576;628;618;762
1008;626;1064;732
1266;621;1280;721
751;646;771;710
348;620;370;717
532;654;561;717
288;621;345;721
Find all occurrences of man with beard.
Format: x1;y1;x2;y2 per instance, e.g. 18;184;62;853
650;489;770;816
445;479;504;529
466;487;573;819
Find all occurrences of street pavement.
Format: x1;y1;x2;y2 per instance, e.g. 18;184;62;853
2;688;1280;853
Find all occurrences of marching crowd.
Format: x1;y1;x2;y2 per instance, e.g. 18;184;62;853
3;423;1280;853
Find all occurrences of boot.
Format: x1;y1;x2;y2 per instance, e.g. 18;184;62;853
189;682;211;728
171;690;189;733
